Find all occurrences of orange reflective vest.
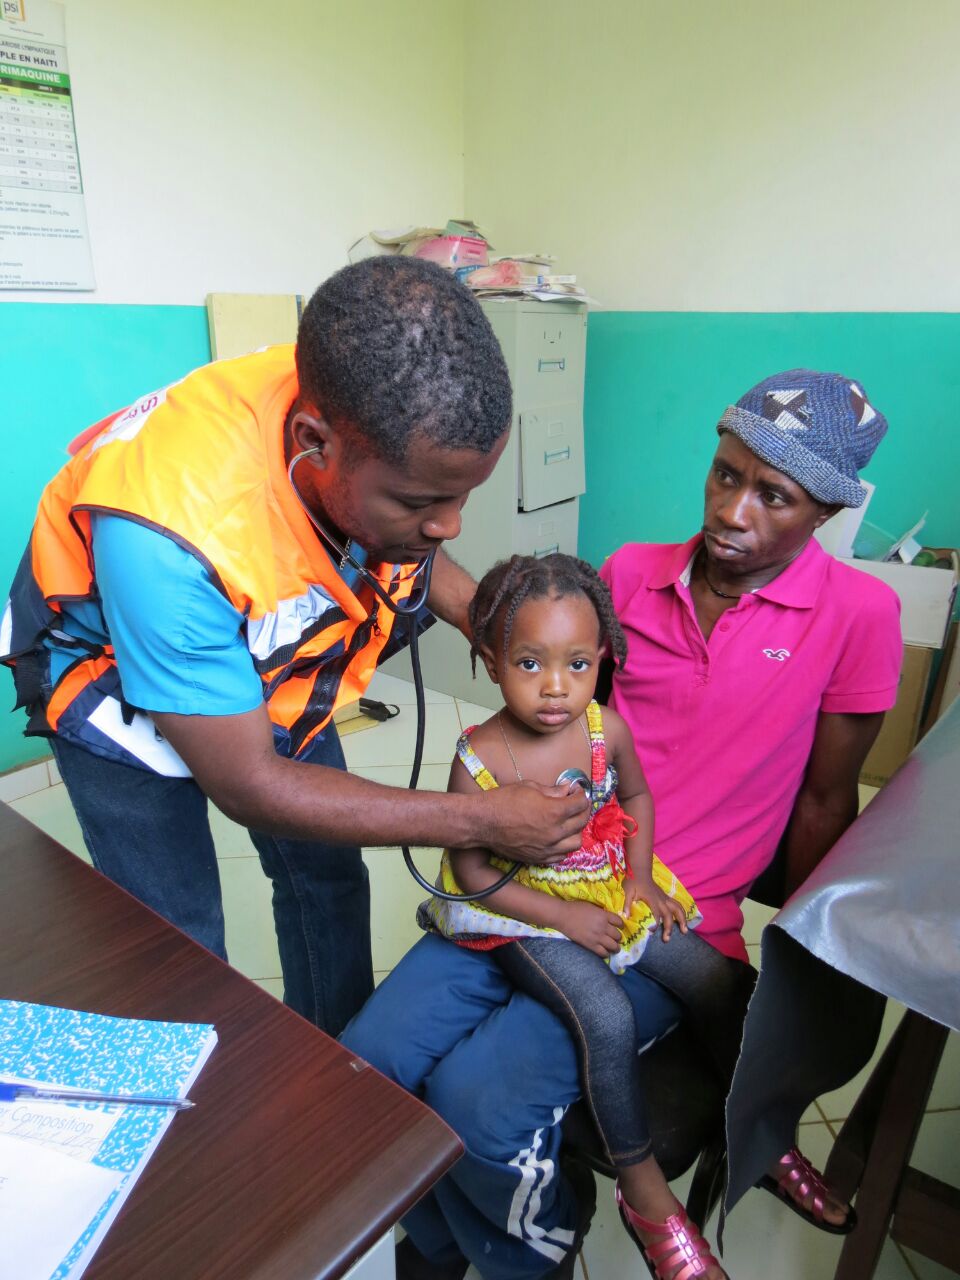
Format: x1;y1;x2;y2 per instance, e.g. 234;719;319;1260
1;346;419;775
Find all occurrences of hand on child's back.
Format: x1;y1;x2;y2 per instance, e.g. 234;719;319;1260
557;900;624;956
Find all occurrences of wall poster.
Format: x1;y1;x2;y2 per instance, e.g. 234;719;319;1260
0;0;94;290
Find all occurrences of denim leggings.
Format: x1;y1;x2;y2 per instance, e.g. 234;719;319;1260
495;927;754;1171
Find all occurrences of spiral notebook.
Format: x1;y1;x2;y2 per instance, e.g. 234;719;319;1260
0;999;217;1280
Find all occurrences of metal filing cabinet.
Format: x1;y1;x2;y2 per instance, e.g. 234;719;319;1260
382;299;588;707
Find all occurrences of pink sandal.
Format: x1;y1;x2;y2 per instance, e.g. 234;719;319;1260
616;1184;727;1279
756;1146;856;1235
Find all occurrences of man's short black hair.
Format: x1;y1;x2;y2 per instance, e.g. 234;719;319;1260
296;256;512;463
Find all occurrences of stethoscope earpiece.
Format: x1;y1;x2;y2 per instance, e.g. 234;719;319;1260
286;447;434;618
292;444;323;462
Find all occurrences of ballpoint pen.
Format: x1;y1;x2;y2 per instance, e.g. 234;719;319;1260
0;1080;194;1110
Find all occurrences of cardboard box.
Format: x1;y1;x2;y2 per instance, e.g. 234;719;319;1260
921;619;960;734
860;645;934;787
840;555;958;785
839;558;956;648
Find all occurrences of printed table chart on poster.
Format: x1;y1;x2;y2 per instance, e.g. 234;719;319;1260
0;67;80;195
0;0;94;290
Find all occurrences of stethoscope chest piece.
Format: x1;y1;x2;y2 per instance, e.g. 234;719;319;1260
556;767;591;792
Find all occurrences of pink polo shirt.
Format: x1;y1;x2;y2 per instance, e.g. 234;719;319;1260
601;536;902;962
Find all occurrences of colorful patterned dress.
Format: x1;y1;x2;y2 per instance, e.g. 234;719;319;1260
419;701;700;975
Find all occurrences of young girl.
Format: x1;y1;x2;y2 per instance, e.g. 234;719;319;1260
420;554;733;1280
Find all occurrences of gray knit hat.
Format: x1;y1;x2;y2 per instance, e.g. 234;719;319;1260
718;369;887;508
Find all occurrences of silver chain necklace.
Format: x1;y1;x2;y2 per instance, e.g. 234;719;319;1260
497;710;591;782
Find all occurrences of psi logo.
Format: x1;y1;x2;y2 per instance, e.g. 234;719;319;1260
763;648;791;662
2;1;27;23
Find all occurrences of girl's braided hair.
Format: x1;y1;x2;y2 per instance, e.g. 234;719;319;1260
468;553;627;676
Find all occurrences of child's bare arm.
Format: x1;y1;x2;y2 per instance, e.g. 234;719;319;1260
446;756;569;928
601;708;654;876
603;707;688;938
446;757;623;955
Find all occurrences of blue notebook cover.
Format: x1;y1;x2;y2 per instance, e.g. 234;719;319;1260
0;999;217;1279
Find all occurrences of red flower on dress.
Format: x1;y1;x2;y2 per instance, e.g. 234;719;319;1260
581;800;638;873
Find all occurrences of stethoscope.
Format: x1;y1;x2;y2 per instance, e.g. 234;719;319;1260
289;444;567;901
287;444;435;617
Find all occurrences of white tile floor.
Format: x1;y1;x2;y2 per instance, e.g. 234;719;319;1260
3;669;957;1280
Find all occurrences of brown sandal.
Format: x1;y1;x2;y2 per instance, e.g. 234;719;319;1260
616;1184;727;1279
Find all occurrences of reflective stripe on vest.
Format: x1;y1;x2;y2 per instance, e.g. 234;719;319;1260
2;346;419;775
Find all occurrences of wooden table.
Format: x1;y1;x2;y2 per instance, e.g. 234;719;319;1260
0;801;462;1280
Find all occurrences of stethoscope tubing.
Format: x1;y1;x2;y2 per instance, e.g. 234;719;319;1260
400;623;522;901
287;446;434;616
287;444;517;900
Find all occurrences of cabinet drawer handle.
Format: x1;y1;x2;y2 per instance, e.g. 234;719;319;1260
544;447;571;465
538;357;565;372
534;544;560;558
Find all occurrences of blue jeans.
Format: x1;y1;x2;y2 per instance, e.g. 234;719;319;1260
341;935;683;1279
51;727;372;1037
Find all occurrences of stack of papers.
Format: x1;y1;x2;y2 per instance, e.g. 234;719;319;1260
462;255;597;304
0;1000;217;1280
346;222;597;303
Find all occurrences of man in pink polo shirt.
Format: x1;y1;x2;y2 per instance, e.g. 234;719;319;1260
602;369;901;965
343;369;902;1280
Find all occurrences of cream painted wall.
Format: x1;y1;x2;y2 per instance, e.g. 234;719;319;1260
14;0;465;304
465;0;960;311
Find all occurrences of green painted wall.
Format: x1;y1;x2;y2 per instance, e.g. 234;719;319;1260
579;312;960;566
1;304;210;772
2;305;957;774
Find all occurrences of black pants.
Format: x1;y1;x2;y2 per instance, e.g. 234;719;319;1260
495;929;754;1171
